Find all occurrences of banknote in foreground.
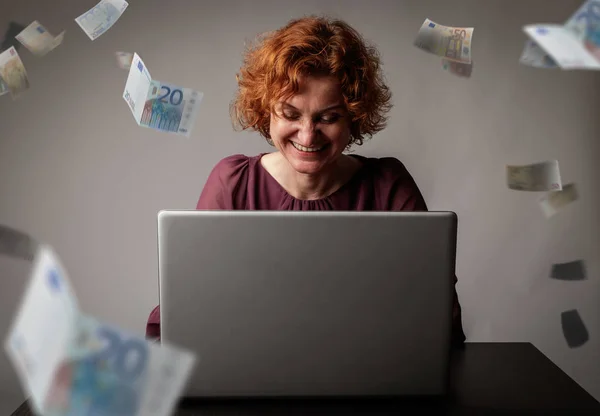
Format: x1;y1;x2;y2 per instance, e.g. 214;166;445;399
522;0;600;70
414;18;474;64
16;21;65;56
75;0;129;41
538;183;578;218
115;51;133;69
4;245;197;416
0;224;39;261
0;46;29;98
442;58;472;77
123;53;203;137
506;160;562;192
45;315;196;416
4;245;79;415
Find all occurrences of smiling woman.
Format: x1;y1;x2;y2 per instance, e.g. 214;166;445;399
146;15;466;345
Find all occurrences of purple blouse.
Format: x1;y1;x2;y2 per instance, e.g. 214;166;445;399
196;153;427;211
147;153;465;345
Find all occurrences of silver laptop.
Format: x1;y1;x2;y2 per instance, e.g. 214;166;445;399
158;210;457;398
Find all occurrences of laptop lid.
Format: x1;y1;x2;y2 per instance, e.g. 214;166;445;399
158;210;457;398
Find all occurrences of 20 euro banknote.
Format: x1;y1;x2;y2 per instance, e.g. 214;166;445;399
44;315;196;416
521;0;600;70
5;244;197;416
123;53;203;137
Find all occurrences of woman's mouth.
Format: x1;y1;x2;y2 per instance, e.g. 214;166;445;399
291;142;328;153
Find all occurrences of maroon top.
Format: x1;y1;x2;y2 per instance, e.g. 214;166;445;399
147;153;465;344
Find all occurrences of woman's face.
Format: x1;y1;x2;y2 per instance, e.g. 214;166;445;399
269;75;351;175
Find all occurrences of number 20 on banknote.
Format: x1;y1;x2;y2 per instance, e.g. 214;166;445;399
46;316;150;416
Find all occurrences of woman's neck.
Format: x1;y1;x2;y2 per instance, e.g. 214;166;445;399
262;152;361;201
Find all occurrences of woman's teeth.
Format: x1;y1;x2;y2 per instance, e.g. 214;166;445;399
292;142;325;152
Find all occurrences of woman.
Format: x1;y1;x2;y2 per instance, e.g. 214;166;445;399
147;15;466;345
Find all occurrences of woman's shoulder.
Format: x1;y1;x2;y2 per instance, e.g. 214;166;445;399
198;154;265;209
353;154;413;182
208;153;266;180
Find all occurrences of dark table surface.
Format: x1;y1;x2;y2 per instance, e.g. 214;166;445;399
11;342;600;415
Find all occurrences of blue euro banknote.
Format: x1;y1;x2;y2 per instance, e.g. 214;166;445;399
140;81;203;137
43;314;196;416
4;245;196;416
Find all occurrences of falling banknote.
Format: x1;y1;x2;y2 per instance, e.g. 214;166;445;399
115;51;133;70
442;58;473;78
75;0;129;41
4;245;196;416
414;18;474;64
0;224;39;262
538;183;579;218
519;39;559;68
506;160;562;192
561;309;589;348
0;46;29;99
521;0;600;70
16;21;65;56
123;53;203;137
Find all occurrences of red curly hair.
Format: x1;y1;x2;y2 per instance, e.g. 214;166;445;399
230;15;393;147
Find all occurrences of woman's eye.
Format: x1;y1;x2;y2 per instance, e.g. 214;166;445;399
283;112;300;120
320;114;340;123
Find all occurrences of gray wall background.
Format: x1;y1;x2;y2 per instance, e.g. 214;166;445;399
1;0;599;412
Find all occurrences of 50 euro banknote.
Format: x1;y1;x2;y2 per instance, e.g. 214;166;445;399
506;160;562;192
123;53;203;137
414;18;474;64
0;46;29;99
538;183;579;218
4;244;196;416
16;21;65;57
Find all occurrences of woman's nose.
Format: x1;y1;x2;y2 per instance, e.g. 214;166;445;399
296;120;318;143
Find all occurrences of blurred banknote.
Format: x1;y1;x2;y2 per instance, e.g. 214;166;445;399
123;53;203;137
522;0;600;70
442;58;473;77
519;39;559;68
1;22;27;52
414;18;474;64
4;245;197;416
0;224;39;261
115;51;133;69
538;183;578;217
551;260;587;281
4;245;79;415
506;160;562;192
75;0;128;41
561;309;589;348
16;21;65;56
0;46;30;98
